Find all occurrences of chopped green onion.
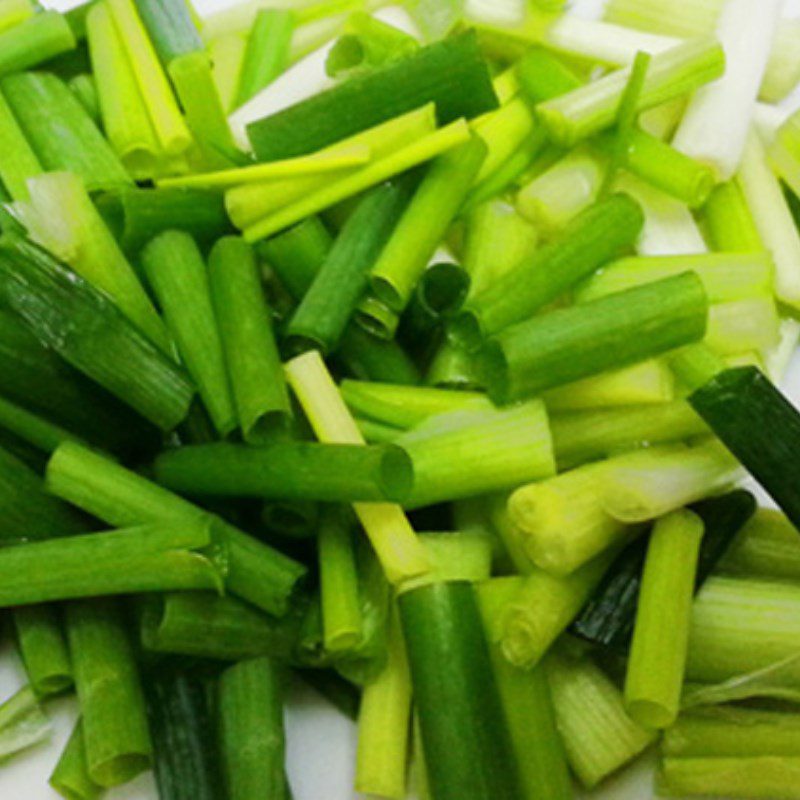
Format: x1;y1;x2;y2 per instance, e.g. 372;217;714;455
0;86;41;201
0;11;76;76
501;551;615;668
287;179;413;353
133;0;203;65
624;509;703;729
235;9;293;107
721;508;800;580
50;720;102;800
479;272;708;404
1;71;131;192
0;235;194;431
0;0;35;34
545;648;656;788
209;32;246;113
13;605;72;697
536;38;724;147
369;136;487;312
142;230;236;435
355;606;411;799
508;462;631;577
154;440;413;503
706;296;780;356
0;393;81;454
66;597;152;787
285;350;430;586
246;31;497;161
68;74;100;124
0;685;52;760
219;657;288;800
700;181;764;252
46;441;307;616
208;236;290;442
400;581;522;800
399;399;554;509
454;193;645;348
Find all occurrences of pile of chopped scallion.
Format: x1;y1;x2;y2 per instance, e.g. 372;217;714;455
1;0;800;798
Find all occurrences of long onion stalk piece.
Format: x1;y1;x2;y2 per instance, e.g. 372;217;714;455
49;720;102;800
46;441;307;616
399;581;521;800
13;605;73;697
208;236;291;442
246;31;498;161
285;350;430;586
0;685;52;761
0;87;41;201
0;235;194;431
219;657;288;800
479;272;708;404
235;9;293;107
0;11;76;76
66;597;152;788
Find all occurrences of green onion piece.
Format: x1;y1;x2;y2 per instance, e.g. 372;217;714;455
106;0;193;158
0;518;226;606
219;657;288;800
50;720;102;800
243;118;471;241
516;146;605;233
545;360;674;412
246;31;497;161
86;0;160;181
25;172;171;353
367;138;485;312
720;508;800;580
700;181;763;251
327;11;418;78
1;71;131;192
572;490;756;651
144;665;226;800
546;648;656;789
687;575;800;683
14;605;72;697
706;296;780;356
537;37;725;147
154;441;413;503
0;236;194;431
624;509;703;729
288;179;414;353
285;351;431;586
664;705;800;759
97;186;233;255
738;131;800;309
142;230;236;435
576;252;773;305
353;294;400;340
508;462;631;577
454;193;645;348
355;606;412;799
319;507;362;653
477;578;573;800
209;31;246;111
208;236;290;442
399;581;522;800
481;272;708;404
0;11;76;75
551;400;708;470
0;685;51;760
0;86;40;201
46;441;307;616
420;531;493;583
338;325;421;385
398;399;555;509
502;552;615;668
657;756;800;798
133;0;203;65
689;366;800;531
602;440;741;523
168;51;237;160
341;380;482;429
139;591;307;663
66;597;152;788
235;9;293;107
228;105;438;229
462;199;539;299
613;127;715;208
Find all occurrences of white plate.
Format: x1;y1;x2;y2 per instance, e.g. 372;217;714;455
3;0;800;798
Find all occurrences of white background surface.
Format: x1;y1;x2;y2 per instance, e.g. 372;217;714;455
3;0;800;798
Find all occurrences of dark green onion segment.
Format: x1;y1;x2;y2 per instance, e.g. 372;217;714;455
399;581;521;800
153;441;413;503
